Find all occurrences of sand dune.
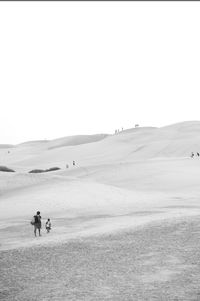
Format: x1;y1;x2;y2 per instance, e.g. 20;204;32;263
1;121;200;301
16;133;108;149
1;121;200;172
1;121;200;251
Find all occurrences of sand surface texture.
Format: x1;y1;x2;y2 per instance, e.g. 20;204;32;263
1;121;200;300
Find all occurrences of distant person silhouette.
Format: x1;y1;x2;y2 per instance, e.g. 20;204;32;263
32;211;42;237
73;161;75;166
197;152;200;157
45;218;51;233
191;152;194;158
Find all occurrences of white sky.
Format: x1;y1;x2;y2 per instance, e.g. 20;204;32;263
0;1;200;144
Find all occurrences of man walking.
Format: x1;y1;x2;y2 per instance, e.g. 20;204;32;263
33;211;42;237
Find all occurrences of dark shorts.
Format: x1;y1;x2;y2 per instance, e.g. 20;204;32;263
34;223;41;229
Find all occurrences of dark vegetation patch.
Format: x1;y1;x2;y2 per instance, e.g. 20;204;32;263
0;166;15;172
46;167;60;172
29;167;60;173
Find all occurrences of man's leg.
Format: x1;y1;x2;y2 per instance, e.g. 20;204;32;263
34;226;36;237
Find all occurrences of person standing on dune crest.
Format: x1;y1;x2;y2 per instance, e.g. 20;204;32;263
31;211;42;237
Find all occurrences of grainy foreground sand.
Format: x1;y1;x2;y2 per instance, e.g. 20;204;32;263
1;216;200;301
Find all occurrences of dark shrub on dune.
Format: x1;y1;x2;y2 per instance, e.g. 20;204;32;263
46;167;60;172
0;166;15;172
29;167;60;173
29;169;45;173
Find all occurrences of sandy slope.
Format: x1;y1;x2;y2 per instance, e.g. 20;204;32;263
1;121;200;300
1;121;200;251
2;121;200;171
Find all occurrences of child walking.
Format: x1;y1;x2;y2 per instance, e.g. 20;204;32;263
45;218;51;233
